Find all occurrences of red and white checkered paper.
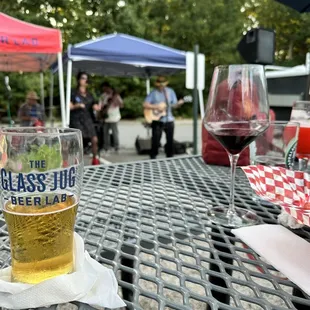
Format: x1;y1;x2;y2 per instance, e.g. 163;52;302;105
242;165;310;226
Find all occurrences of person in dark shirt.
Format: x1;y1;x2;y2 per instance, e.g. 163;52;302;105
70;72;100;165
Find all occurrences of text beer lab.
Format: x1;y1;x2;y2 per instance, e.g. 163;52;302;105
0;160;76;206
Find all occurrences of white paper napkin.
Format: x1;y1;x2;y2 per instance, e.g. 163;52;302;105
0;233;125;310
232;224;310;296
278;209;304;229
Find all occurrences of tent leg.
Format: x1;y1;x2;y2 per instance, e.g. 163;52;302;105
66;60;73;127
57;52;66;128
305;53;310;100
40;72;45;112
198;89;204;120
146;78;150;95
193;44;199;155
145;78;151;136
4;76;12;127
49;71;54;127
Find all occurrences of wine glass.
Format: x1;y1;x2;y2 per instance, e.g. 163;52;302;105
204;65;270;227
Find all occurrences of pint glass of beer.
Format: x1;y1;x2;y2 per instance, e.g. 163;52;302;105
0;128;83;284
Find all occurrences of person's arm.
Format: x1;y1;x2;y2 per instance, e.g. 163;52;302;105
143;91;159;110
172;98;184;109
92;97;101;112
70;102;85;110
88;93;100;112
92;96;101;111
20;116;31;120
143;101;157;109
115;94;124;108
93;103;101;111
70;92;85;110
18;106;32;121
171;90;184;109
19;115;32;121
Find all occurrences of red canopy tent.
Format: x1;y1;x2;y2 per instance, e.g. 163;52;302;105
0;13;66;126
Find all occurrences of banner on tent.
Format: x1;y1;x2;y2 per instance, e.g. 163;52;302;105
0;36;38;47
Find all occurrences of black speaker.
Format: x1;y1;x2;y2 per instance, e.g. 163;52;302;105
237;28;275;65
135;136;151;155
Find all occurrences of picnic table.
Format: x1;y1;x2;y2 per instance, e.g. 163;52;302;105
1;156;310;310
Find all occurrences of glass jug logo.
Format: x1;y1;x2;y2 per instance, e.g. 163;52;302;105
0;160;76;206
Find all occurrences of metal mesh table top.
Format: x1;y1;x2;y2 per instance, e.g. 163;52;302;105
1;155;310;310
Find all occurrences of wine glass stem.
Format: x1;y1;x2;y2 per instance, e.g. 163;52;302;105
298;158;308;171
228;153;240;216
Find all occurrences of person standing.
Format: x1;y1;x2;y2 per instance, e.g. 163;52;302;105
98;82;123;153
70;72;100;165
143;76;184;159
18;91;45;127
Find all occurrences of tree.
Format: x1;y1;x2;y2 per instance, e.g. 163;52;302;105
0;0;246;119
3;0;309;120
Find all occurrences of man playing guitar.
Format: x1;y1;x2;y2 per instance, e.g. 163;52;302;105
143;76;184;159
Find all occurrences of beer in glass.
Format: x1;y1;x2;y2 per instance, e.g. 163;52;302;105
0;128;83;284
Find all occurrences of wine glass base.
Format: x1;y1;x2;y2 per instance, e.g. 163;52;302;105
207;206;259;228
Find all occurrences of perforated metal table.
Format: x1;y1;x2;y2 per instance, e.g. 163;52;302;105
1;156;310;310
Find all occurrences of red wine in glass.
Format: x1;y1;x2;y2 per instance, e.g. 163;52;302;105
203;65;270;228
211;127;265;155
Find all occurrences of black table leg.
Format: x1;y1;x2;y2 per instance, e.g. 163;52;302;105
293;287;310;310
208;228;234;308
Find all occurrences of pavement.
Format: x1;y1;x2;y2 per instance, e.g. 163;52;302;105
86;119;202;165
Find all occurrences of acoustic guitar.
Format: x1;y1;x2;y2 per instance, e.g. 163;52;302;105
144;102;167;124
144;95;192;124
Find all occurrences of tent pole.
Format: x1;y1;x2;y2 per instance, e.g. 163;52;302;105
146;78;150;95
4;76;12;127
49;71;54;127
145;77;151;137
66;60;73;127
193;44;199;155
40;72;45;112
198;89;204;120
57;52;66;128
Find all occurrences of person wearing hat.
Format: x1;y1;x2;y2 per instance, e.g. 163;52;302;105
143;76;184;159
18;91;45;127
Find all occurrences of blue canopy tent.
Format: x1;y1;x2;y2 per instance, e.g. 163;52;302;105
63;33;187;126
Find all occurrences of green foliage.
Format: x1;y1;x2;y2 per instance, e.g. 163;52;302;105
16;144;62;173
121;96;145;119
1;0;310;119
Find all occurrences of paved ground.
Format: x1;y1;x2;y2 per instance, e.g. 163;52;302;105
118;119;202;150
86;119;202;165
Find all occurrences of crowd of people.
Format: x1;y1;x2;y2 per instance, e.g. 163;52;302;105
18;72;124;165
18;74;184;165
